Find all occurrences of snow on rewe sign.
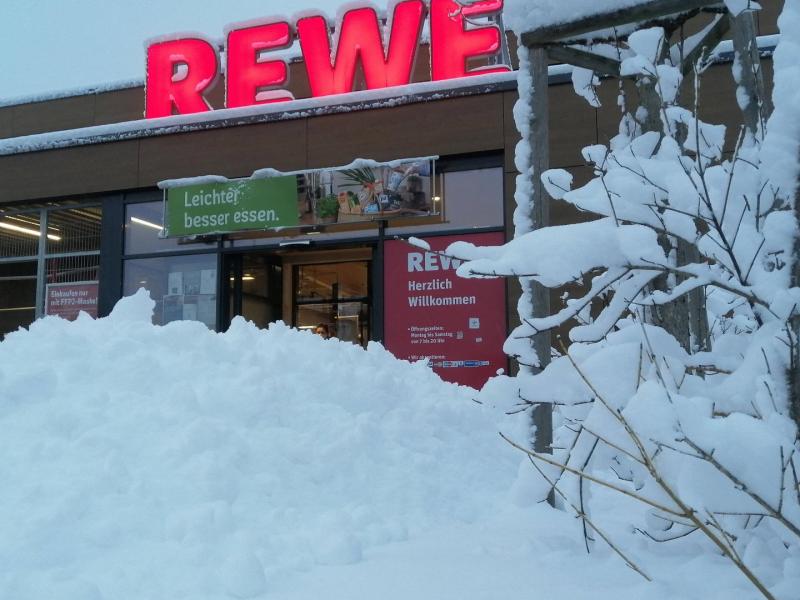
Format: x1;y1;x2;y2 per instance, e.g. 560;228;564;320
145;0;509;118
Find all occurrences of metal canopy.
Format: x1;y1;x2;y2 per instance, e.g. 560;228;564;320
520;0;725;46
518;0;731;77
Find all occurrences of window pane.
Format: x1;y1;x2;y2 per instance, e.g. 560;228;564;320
124;202;179;254
43;255;100;320
123;254;217;329
46;254;100;285
0;261;36;339
295;262;368;301
125;202;215;255
46;206;102;254
389;167;504;235
296;301;369;346
0;211;41;258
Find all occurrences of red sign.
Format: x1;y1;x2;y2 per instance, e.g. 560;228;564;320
384;232;507;389
45;282;99;321
145;0;509;118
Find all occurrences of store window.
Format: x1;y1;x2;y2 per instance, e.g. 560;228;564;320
0;204;102;336
390;167;504;235
125;202;214;255
46;206;102;254
230;166;504;249
0;211;41;258
123;201;219;328
0;262;36;340
123;253;217;329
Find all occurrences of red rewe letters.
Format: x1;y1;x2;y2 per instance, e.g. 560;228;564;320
430;0;509;81
297;0;425;97
145;38;219;118
144;0;508;118
227;21;293;108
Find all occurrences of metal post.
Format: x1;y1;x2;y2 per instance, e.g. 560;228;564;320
528;46;553;455
371;219;387;343
35;208;47;319
731;8;772;137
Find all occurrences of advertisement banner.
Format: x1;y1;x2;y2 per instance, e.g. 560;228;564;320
161;158;437;238
384;232;507;389
164;176;299;237
45;281;99;320
297;159;435;227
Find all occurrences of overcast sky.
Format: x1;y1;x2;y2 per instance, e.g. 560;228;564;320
0;0;345;102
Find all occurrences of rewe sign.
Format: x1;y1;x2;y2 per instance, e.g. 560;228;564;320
145;0;509;118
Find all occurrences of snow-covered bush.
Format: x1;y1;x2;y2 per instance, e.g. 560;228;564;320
443;4;800;598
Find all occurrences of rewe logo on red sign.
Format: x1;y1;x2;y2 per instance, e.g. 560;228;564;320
145;0;509;119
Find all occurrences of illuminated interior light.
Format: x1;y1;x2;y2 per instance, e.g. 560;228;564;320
4;215;61;233
0;221;61;241
130;216;164;231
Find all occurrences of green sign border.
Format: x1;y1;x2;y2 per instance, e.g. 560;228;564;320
163;176;299;238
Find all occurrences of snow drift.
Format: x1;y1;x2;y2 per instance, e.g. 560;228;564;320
0;289;518;599
0;291;782;599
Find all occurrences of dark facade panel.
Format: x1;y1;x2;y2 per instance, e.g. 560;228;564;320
307;94;505;168
288;61;313;100
94;88;146;126
0;105;12;139
595;76;636;148
503;83;601;173
11;94;95;138
503;91;519;174
0;140;140;203
137;119;307;186
759;1;783;35
549;83;599;169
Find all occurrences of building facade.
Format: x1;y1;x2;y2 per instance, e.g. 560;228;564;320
0;1;782;387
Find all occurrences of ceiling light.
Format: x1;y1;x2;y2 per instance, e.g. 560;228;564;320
0;221;61;241
130;216;164;231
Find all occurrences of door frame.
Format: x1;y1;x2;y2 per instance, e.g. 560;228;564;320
221;246;374;333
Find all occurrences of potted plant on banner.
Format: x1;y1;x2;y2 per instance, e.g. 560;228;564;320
314;195;339;224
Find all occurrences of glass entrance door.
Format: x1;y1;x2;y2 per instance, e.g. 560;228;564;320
224;249;372;346
224;254;283;330
293;261;370;346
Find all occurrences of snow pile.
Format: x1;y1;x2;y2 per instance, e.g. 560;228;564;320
0;290;788;599
0;289;517;599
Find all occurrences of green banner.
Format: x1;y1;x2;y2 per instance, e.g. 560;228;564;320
164;176;299;237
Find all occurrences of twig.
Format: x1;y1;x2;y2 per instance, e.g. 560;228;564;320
526;455;653;582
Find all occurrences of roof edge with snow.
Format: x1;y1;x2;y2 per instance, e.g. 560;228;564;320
0;35;777;158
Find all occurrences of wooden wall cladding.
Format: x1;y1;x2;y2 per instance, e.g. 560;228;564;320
306;93;505;168
0;142;139;202
759;1;783;35
0;91;510;203
136;119;307;186
11;95;95;137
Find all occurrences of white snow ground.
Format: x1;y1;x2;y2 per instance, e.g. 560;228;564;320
0;290;772;599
